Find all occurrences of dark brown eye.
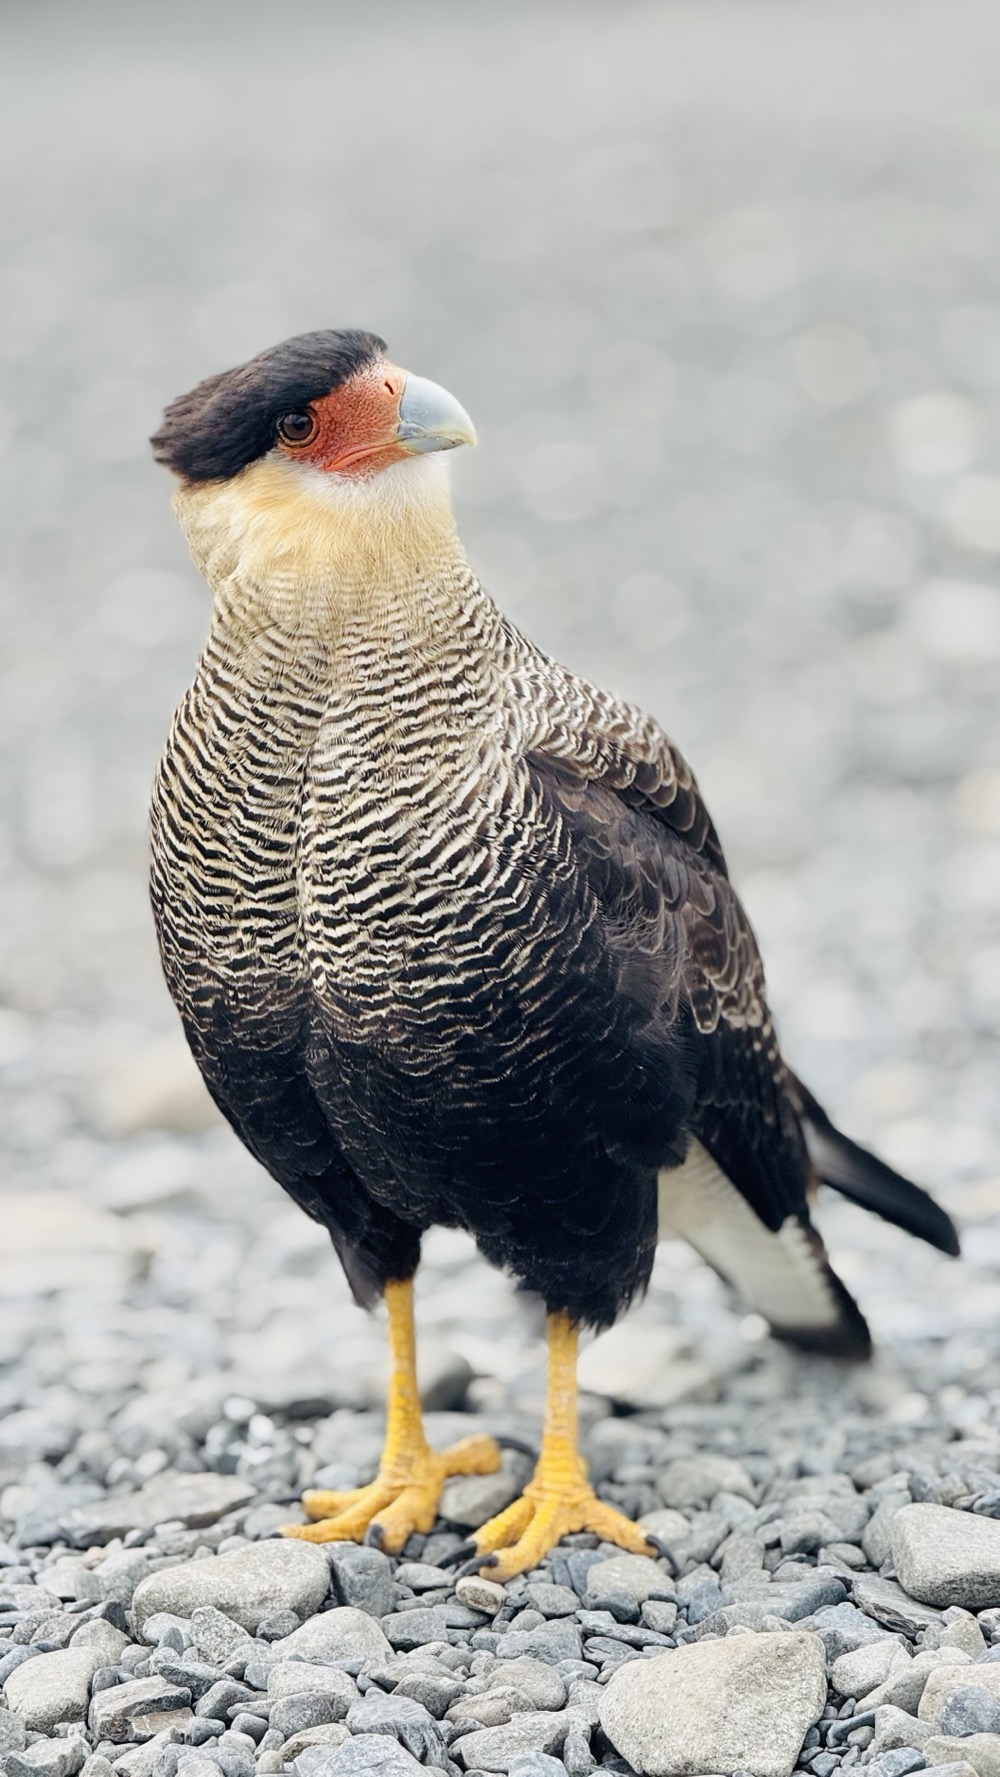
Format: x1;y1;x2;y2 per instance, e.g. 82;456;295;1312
276;410;318;447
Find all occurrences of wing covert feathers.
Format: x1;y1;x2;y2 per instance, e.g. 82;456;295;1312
797;1082;960;1258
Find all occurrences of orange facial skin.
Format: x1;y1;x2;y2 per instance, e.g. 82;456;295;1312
276;360;409;479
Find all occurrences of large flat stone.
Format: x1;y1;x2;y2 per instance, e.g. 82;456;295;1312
269;1605;392;1668
892;1505;1000;1610
4;1647;104;1733
63;1473;255;1546
131;1538;328;1633
452;1710;570;1772
88;1675;192;1742
599;1629;827;1777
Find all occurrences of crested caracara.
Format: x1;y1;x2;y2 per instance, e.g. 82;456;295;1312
149;329;959;1578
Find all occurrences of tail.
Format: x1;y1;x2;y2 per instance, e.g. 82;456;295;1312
797;1082;960;1258
657;1140;873;1360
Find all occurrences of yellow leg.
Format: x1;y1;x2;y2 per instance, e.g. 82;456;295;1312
281;1277;500;1552
467;1312;651;1581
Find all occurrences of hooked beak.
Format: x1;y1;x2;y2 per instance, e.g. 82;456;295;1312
396;373;477;455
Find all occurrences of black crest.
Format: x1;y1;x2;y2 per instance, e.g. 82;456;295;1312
151;328;387;483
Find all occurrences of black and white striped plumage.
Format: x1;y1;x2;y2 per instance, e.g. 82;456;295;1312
150;330;958;1354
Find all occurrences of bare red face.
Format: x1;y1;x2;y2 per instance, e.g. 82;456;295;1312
275;361;408;478
272;360;475;480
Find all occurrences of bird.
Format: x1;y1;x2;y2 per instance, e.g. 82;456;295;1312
149;327;959;1580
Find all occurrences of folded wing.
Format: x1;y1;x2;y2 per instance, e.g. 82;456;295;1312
520;649;958;1356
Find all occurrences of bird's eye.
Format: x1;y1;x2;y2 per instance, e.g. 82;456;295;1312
276;410;318;447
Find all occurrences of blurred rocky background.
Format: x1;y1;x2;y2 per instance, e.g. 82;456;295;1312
0;0;999;1481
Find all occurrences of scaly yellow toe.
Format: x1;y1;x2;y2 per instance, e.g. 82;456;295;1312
282;1432;501;1551
470;1453;649;1580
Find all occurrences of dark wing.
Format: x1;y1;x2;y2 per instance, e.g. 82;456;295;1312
168;979;421;1307
522;662;953;1355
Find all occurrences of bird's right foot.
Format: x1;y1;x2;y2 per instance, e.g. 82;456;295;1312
281;1432;501;1553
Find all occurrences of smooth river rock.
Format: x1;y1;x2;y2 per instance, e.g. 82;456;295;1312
4;1647;105;1733
130;1538;329;1634
599;1629;827;1777
269;1605;392;1667
62;1472;255;1545
892;1504;1000;1610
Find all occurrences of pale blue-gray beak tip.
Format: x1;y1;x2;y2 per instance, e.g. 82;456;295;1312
397;373;477;454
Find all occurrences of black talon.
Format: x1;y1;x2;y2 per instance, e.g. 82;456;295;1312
364;1523;386;1549
436;1538;478;1569
645;1533;679;1575
452;1550;498;1580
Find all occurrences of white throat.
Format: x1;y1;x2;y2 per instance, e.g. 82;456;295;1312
173;451;465;638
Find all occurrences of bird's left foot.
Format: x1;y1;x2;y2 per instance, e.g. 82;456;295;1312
461;1444;651;1581
280;1433;501;1554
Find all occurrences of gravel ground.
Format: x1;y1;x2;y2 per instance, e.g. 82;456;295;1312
1;4;1000;1773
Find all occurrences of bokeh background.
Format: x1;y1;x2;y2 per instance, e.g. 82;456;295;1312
1;0;999;1477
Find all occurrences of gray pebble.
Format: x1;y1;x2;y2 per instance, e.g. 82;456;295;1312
455;1576;506;1617
892;1507;1000;1612
865;1752;928;1777
452;1713;570;1768
494;1621;583;1667
255;1609;301;1641
676;1571;721;1624
485;1659;566;1711
88;1674;191;1742
267;1664;356;1713
131;1543;329;1637
658;1455;756;1508
394;1563;456;1595
508;1756;568;1777
228;1711;267;1741
270;1692;346;1741
327;1545;394;1619
213;1741;254;1777
524;1585;579;1620
346;1691;448;1764
185;1716;225;1743
6;1649;106;1735
863;1493;912;1569
4;1742;87;1777
438;1473;521;1529
852;1575;944;1636
62;1476;254;1547
0;1647;41;1686
194;1680;252;1720
320;1735;426;1774
938;1683;1000;1735
640;1600;677;1634
146;1651;230;1699
290;1752;345;1777
268;1606;391;1668
382;1608;455;1651
809;1757;839;1777
808;1603;891;1660
187;1606;254;1669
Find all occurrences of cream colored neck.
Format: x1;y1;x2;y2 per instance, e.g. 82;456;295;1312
173;452;471;649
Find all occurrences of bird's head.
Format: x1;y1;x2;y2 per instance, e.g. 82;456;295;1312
151;329;477;607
